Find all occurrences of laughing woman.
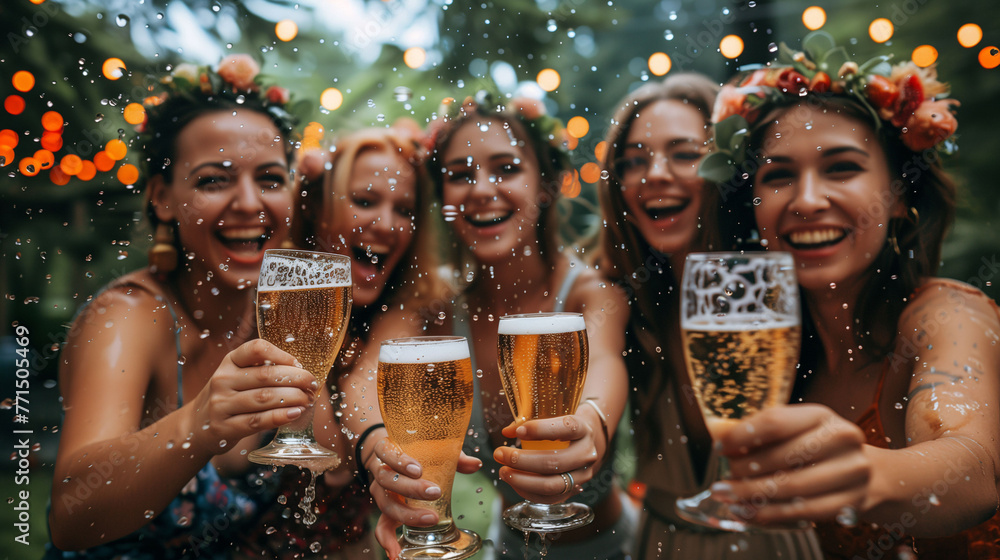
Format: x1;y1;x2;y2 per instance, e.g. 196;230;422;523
712;33;1000;558
46;55;315;559
343;95;635;560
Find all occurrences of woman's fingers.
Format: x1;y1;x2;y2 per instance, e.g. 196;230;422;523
513;415;587;443
375;514;403;560
498;466;585;505
456;452;483;475
714;449;871;505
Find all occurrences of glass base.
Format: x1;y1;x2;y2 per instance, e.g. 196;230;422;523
398;527;481;560
675;489;751;532
247;439;340;471
502;501;594;533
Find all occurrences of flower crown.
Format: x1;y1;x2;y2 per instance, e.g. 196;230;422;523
424;89;571;156
138;54;300;134
700;31;959;184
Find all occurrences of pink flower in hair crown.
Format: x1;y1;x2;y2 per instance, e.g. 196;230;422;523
901;98;959;152
217;54;260;91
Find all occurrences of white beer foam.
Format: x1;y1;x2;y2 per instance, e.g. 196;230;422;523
258;253;351;291
380;338;471;364
498;313;586;335
681;317;800;331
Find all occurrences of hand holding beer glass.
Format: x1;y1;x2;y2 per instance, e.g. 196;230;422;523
497;312;595;533
377;336;481;560
675;252;801;531
249;249;352;468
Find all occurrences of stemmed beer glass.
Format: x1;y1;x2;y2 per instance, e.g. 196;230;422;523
377;336;482;560
675;252;801;531
497;312;595;533
249;249;352;468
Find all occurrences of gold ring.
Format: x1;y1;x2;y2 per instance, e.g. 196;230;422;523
560;472;574;494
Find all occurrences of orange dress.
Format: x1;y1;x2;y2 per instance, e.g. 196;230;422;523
815;280;1000;559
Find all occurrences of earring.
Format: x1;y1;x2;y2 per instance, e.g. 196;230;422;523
148;222;178;273
888;226;901;255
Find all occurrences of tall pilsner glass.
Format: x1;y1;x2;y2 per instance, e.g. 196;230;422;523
377;336;481;560
249;249;352;469
497;312;594;533
676;251;801;531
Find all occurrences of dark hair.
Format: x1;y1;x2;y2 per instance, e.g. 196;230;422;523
718;94;957;366
426;100;571;280
141;91;298;227
595;72;719;457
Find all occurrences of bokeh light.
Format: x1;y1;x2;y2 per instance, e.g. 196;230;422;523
802;7;826;30
980;46;1000;69
19;157;40;177
5;95;25;115
41;111;63;132
275;20;298;42
912;45;938;68
60;154;83;176
123;103;146;125
94;151;115;172
580;162;601;183
958;24;983;48
321;88;343;111
869;18;894;43
49;166;70;186
118;163;139;185
537;68;561;92
12;71;34;92
0;146;14;167
102;58;126;80
33;149;54;170
594;141;608;163
720;35;745;59
648;53;672;76
567;116;590;138
403;47;427;69
40;132;62;152
105;139;128;161
1;129;20;149
77;160;97;181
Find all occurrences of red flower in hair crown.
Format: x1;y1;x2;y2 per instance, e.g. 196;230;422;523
701;31;959;184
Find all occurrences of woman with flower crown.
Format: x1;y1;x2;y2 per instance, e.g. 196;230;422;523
340;94;636;559
595;72;826;559
709;32;1000;558
45;55;317;559
237;124;450;559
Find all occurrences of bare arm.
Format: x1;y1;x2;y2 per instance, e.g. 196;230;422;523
48;290;316;550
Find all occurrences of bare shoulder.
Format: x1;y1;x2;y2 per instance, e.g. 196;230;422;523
68;270;177;342
897;278;1000;335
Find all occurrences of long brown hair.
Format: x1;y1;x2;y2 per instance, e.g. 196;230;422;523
595;72;719;456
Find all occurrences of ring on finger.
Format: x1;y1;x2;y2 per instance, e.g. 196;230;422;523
560;472;574;494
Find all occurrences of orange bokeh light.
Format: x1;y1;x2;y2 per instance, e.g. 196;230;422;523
0;146;14;167
594;141;608;163
117;163;139;185
537;69;561;92
105;139;128;161
5;95;25;115
33;149;54;170
50;166;70;186
403;48;427;69
580;162;602;184
980;46;1000;69
123;103;146;125
94;151;115;172
567;116;590;139
12;71;35;92
41;111;64;132
19;157;40;177
957;24;983;48
102;58;126;80
60;154;83;176
802;6;826;30
275;20;298;42
869;18;894;43
720;35;745;59
77;160;97;181
912;45;938;68
320;88;343;111
648;53;672;76
41;132;63;152
1;129;20;149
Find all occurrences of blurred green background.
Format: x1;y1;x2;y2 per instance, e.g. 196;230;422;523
1;0;998;557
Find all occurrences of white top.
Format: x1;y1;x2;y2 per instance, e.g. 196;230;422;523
497;313;586;335
378;338;470;364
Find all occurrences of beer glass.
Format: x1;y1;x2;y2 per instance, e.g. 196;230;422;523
249;249;352;469
676;252;801;531
497;312;594;533
377;336;481;560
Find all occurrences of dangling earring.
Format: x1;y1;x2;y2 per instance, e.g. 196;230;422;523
888;223;902;256
148;222;178;273
888;207;919;256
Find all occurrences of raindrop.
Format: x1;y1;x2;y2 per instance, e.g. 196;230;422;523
265;526;277;535
367;99;376;108
752;197;761;206
277;495;287;505
894;402;904;410
664;30;674;41
376;114;385;122
310;542;322;553
835;506;858;527
928;494;940;506
144;510;155;519
166;441;175;449
668;11;677;20
95;113;104;122
115;14;130;27
829;283;837;289
393;86;412;102
177;356;187;365
177;516;191;527
546;19;557;32
219;440;227;448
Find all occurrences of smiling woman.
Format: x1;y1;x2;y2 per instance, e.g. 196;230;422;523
44;55;317;560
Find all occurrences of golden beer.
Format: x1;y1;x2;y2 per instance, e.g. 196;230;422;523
682;320;800;438
249;249;352;468
497;313;589;451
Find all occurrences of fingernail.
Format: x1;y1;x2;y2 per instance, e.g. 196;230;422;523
294;360;303;369
516;426;526;437
310;380;319;390
287;407;303;419
509;450;519;465
420;513;437;524
710;482;736;503
425;486;441;499
406;464;421;477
